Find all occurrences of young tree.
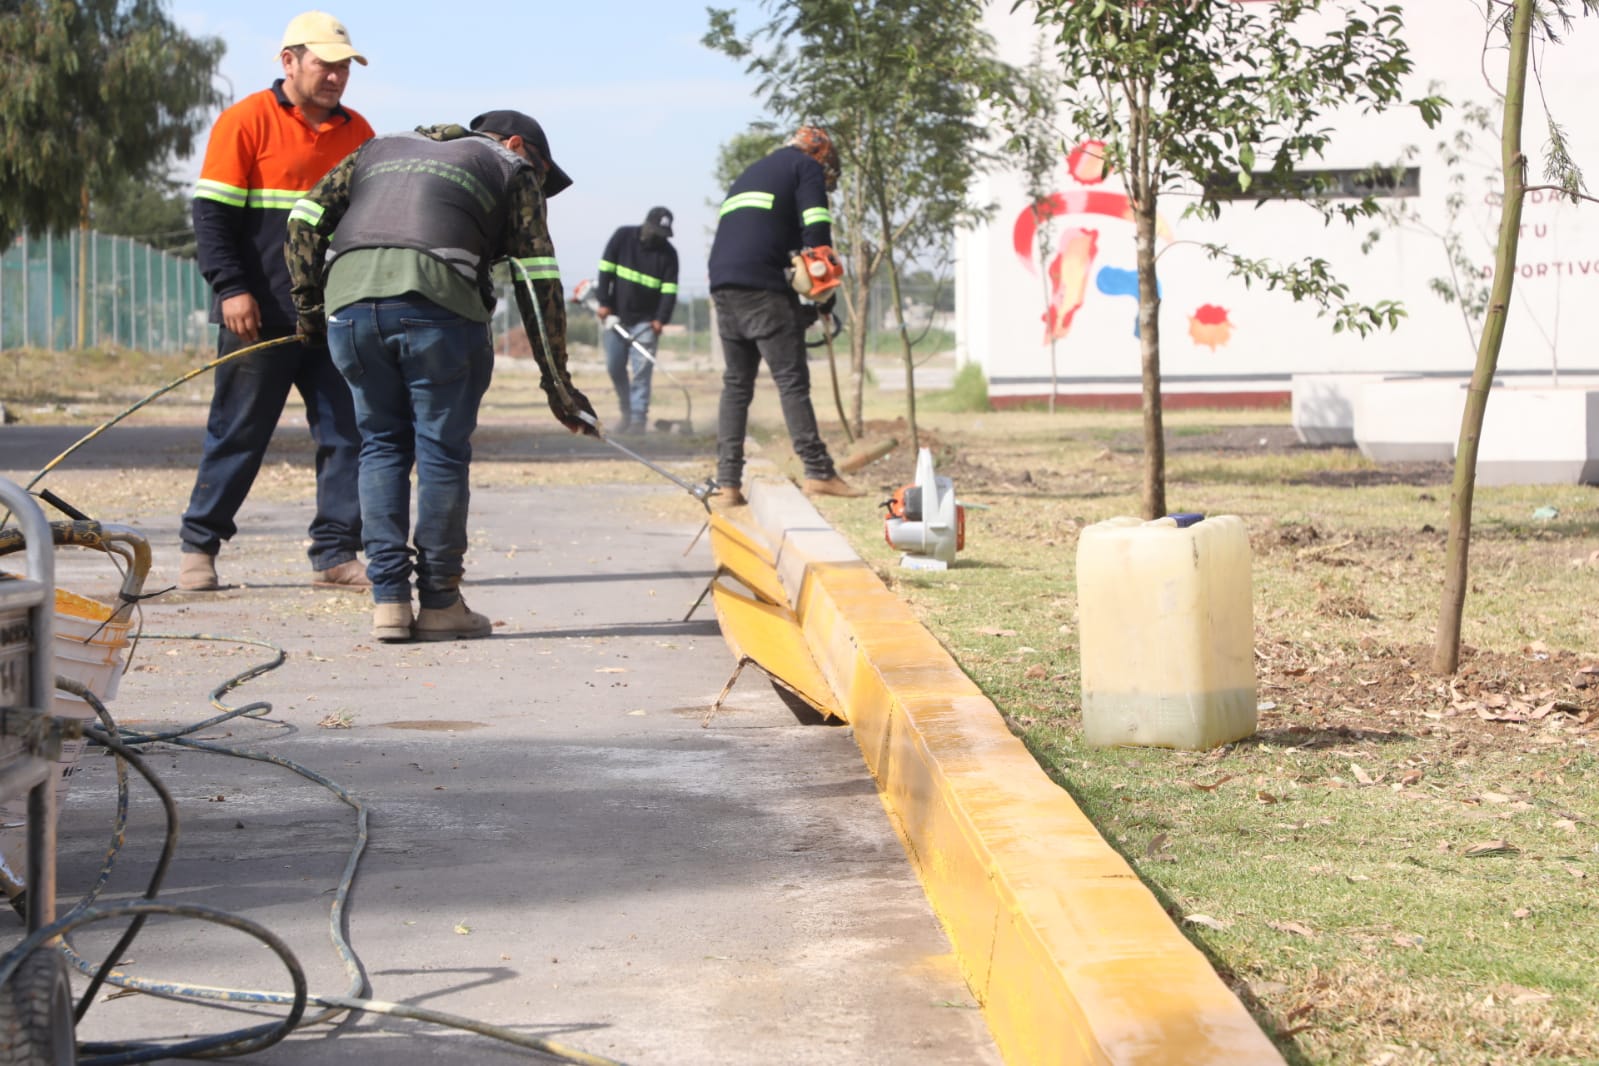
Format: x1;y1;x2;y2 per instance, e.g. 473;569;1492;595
1433;0;1597;675
0;0;223;338
1025;0;1443;518
1011;42;1066;414
706;0;1011;451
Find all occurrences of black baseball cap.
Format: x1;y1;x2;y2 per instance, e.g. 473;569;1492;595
645;206;674;237
469;110;572;197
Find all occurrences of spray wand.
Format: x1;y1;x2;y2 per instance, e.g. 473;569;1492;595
510;260;719;511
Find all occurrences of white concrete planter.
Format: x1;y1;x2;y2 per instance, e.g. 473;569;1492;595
1472;386;1599;486
1291;373;1389;445
1354;378;1466;463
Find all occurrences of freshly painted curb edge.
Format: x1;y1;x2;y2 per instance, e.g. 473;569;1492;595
742;479;1284;1066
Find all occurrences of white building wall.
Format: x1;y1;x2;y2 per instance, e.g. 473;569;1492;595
961;1;1599;404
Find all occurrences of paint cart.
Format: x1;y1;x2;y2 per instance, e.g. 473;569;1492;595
0;478;77;1062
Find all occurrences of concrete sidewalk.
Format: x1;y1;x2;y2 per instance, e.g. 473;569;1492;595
4;459;999;1063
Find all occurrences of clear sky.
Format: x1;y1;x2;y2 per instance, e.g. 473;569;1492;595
169;1;772;297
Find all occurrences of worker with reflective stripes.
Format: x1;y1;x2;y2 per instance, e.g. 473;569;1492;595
286;110;595;643
595;206;679;432
180;11;375;594
706;127;863;503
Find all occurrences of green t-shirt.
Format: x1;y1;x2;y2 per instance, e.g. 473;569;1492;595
325;248;490;323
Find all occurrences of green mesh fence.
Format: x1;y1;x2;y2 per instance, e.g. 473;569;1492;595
0;230;213;353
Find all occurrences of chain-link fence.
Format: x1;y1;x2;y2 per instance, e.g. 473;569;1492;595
0;230;212;354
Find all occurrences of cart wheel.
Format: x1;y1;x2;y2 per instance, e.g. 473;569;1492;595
0;947;75;1065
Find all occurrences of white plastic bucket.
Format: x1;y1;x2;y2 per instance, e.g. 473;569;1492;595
53;589;130;702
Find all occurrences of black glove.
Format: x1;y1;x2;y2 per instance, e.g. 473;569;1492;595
817;294;837;317
543;379;599;436
798;303;820;331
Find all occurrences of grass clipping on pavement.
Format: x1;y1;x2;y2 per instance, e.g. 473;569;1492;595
813;407;1599;1066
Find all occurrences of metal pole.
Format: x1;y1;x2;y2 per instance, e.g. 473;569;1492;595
90;229;98;348
45;232;54;350
21;231;29;348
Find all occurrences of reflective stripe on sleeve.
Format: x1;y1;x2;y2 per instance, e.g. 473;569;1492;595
194;179;248;208
598;259;617;274
719;191;776;216
662;282;678;295
802;206;833;227
288;199;325;227
515;256;561;280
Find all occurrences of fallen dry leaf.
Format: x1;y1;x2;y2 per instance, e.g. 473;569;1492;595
1191;774;1234;792
1268;920;1316;938
1463;839;1519;857
1184;913;1229;931
1256;790;1280;805
1351;763;1375;786
453;922;471;935
1400;769;1425;786
1024;664;1048;679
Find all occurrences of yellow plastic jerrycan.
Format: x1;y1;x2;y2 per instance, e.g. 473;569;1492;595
1075;513;1257;750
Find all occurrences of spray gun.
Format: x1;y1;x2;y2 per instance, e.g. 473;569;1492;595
575;412;719;511
509;258;719;511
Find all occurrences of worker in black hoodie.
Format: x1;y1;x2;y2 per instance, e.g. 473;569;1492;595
707;126;862;503
594;207;679;432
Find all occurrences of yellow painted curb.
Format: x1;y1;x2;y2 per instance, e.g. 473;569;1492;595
727;481;1284;1066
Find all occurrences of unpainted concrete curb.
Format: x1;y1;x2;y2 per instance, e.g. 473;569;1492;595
737;478;1285;1066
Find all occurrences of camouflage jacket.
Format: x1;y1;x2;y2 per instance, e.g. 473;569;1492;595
284;123;572;394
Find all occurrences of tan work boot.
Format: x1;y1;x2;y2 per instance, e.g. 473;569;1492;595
313;559;372;590
413;597;492;642
803;475;865;499
372;603;414;643
178;552;220;591
714;485;748;507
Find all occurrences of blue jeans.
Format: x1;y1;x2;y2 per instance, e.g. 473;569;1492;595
602;320;656;426
181;326;363;570
325;297;493;608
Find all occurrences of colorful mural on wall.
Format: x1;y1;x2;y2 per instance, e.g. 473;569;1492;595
1010;139;1233;351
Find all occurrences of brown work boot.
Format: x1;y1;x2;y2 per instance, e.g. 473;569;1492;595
803;475;865;499
178;552;220;591
372;603;414;643
715;485;747;507
413;597;492;642
313;559;372;590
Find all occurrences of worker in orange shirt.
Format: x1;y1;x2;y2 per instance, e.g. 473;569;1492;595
179;11;374;592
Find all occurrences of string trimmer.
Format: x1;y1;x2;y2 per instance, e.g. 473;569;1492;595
570;278;694;435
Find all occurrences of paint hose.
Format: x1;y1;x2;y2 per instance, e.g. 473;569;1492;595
6;619;626;1065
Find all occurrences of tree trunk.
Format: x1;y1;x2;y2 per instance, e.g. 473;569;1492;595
886;251;918;453
848;240;871;436
1433;0;1532;675
1129;103;1165;519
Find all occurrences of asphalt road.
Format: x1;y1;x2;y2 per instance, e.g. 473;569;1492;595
2;423;999;1065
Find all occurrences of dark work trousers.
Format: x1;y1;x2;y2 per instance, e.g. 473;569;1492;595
180;325;363;571
712;286;837;488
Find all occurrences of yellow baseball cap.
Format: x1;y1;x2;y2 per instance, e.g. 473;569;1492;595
281;11;368;66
